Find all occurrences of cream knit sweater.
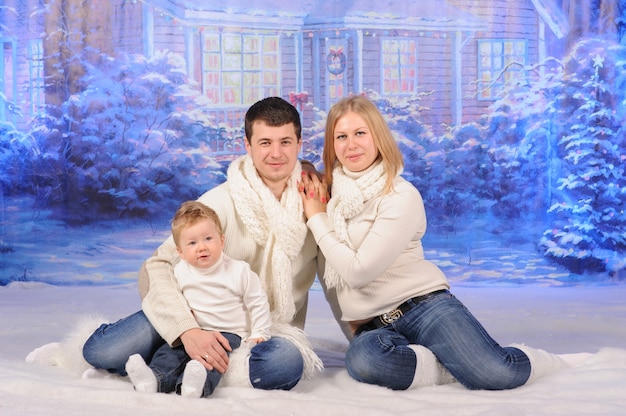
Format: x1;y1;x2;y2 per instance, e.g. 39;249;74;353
307;175;449;321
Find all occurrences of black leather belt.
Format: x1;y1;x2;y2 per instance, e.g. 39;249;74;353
355;289;448;336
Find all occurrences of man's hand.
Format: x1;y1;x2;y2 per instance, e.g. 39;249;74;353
180;328;231;373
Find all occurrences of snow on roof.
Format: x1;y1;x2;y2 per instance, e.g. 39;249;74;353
144;0;487;32
304;0;487;31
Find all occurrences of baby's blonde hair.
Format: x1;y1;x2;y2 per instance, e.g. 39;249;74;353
171;201;223;247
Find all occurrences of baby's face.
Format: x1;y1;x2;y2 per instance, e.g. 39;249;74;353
176;219;224;269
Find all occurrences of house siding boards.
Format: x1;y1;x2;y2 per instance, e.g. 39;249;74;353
111;2;144;55
419;35;454;127
361;34;379;92
280;36;298;99
153;13;186;56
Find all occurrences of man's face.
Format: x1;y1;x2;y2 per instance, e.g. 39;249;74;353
245;121;302;192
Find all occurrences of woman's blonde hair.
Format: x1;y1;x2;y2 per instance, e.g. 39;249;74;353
322;95;404;193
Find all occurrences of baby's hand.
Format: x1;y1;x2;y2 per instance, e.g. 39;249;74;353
246;337;266;345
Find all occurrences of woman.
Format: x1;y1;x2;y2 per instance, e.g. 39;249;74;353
299;95;566;390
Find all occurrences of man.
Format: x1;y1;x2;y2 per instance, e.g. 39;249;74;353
83;97;333;390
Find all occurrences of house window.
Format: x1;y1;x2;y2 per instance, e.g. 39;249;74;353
1;39;17;123
381;38;417;95
29;39;45;116
477;39;528;100
202;32;280;106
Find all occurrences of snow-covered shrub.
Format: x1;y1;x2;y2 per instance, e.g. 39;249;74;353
0;121;35;195
29;51;227;222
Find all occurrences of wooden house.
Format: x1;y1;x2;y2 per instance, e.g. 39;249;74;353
1;0;568;136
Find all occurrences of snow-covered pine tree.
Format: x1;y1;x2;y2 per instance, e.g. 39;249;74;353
540;40;626;275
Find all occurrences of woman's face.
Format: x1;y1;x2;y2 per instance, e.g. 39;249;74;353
332;111;379;172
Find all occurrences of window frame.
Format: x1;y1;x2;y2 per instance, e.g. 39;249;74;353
380;36;418;96
28;39;45;117
0;37;18;123
201;31;281;107
477;38;528;101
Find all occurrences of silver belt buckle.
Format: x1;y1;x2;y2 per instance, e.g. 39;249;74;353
381;308;403;324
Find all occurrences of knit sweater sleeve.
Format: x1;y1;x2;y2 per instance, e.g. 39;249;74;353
141;235;199;346
307;180;426;289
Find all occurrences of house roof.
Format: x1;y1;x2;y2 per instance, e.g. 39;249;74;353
145;0;313;30
144;0;487;32
529;0;569;39
303;0;487;32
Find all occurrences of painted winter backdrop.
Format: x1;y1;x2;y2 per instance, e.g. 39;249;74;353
1;37;625;285
1;1;626;414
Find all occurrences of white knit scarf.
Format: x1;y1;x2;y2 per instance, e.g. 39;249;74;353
227;155;322;378
227;155;307;322
324;161;387;289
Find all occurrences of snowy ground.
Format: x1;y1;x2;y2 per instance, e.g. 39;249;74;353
2;196;626;414
1;282;625;416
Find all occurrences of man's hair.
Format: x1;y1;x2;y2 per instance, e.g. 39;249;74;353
244;97;302;143
171;201;223;247
323;95;404;194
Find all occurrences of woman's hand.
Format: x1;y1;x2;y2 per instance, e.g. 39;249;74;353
299;171;328;219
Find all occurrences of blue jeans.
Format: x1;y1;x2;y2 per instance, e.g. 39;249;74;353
82;310;304;390
83;311;163;376
345;291;531;390
150;333;241;397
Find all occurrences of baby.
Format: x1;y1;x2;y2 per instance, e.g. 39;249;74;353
125;201;271;398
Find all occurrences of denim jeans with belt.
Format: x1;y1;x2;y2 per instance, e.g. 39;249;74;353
345;291;531;390
82;310;304;390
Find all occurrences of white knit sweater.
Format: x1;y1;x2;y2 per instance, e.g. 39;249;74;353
174;254;272;342
307;174;449;321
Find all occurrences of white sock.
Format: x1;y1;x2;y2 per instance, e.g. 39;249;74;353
408;345;456;389
181;360;207;398
511;343;568;384
125;354;157;393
